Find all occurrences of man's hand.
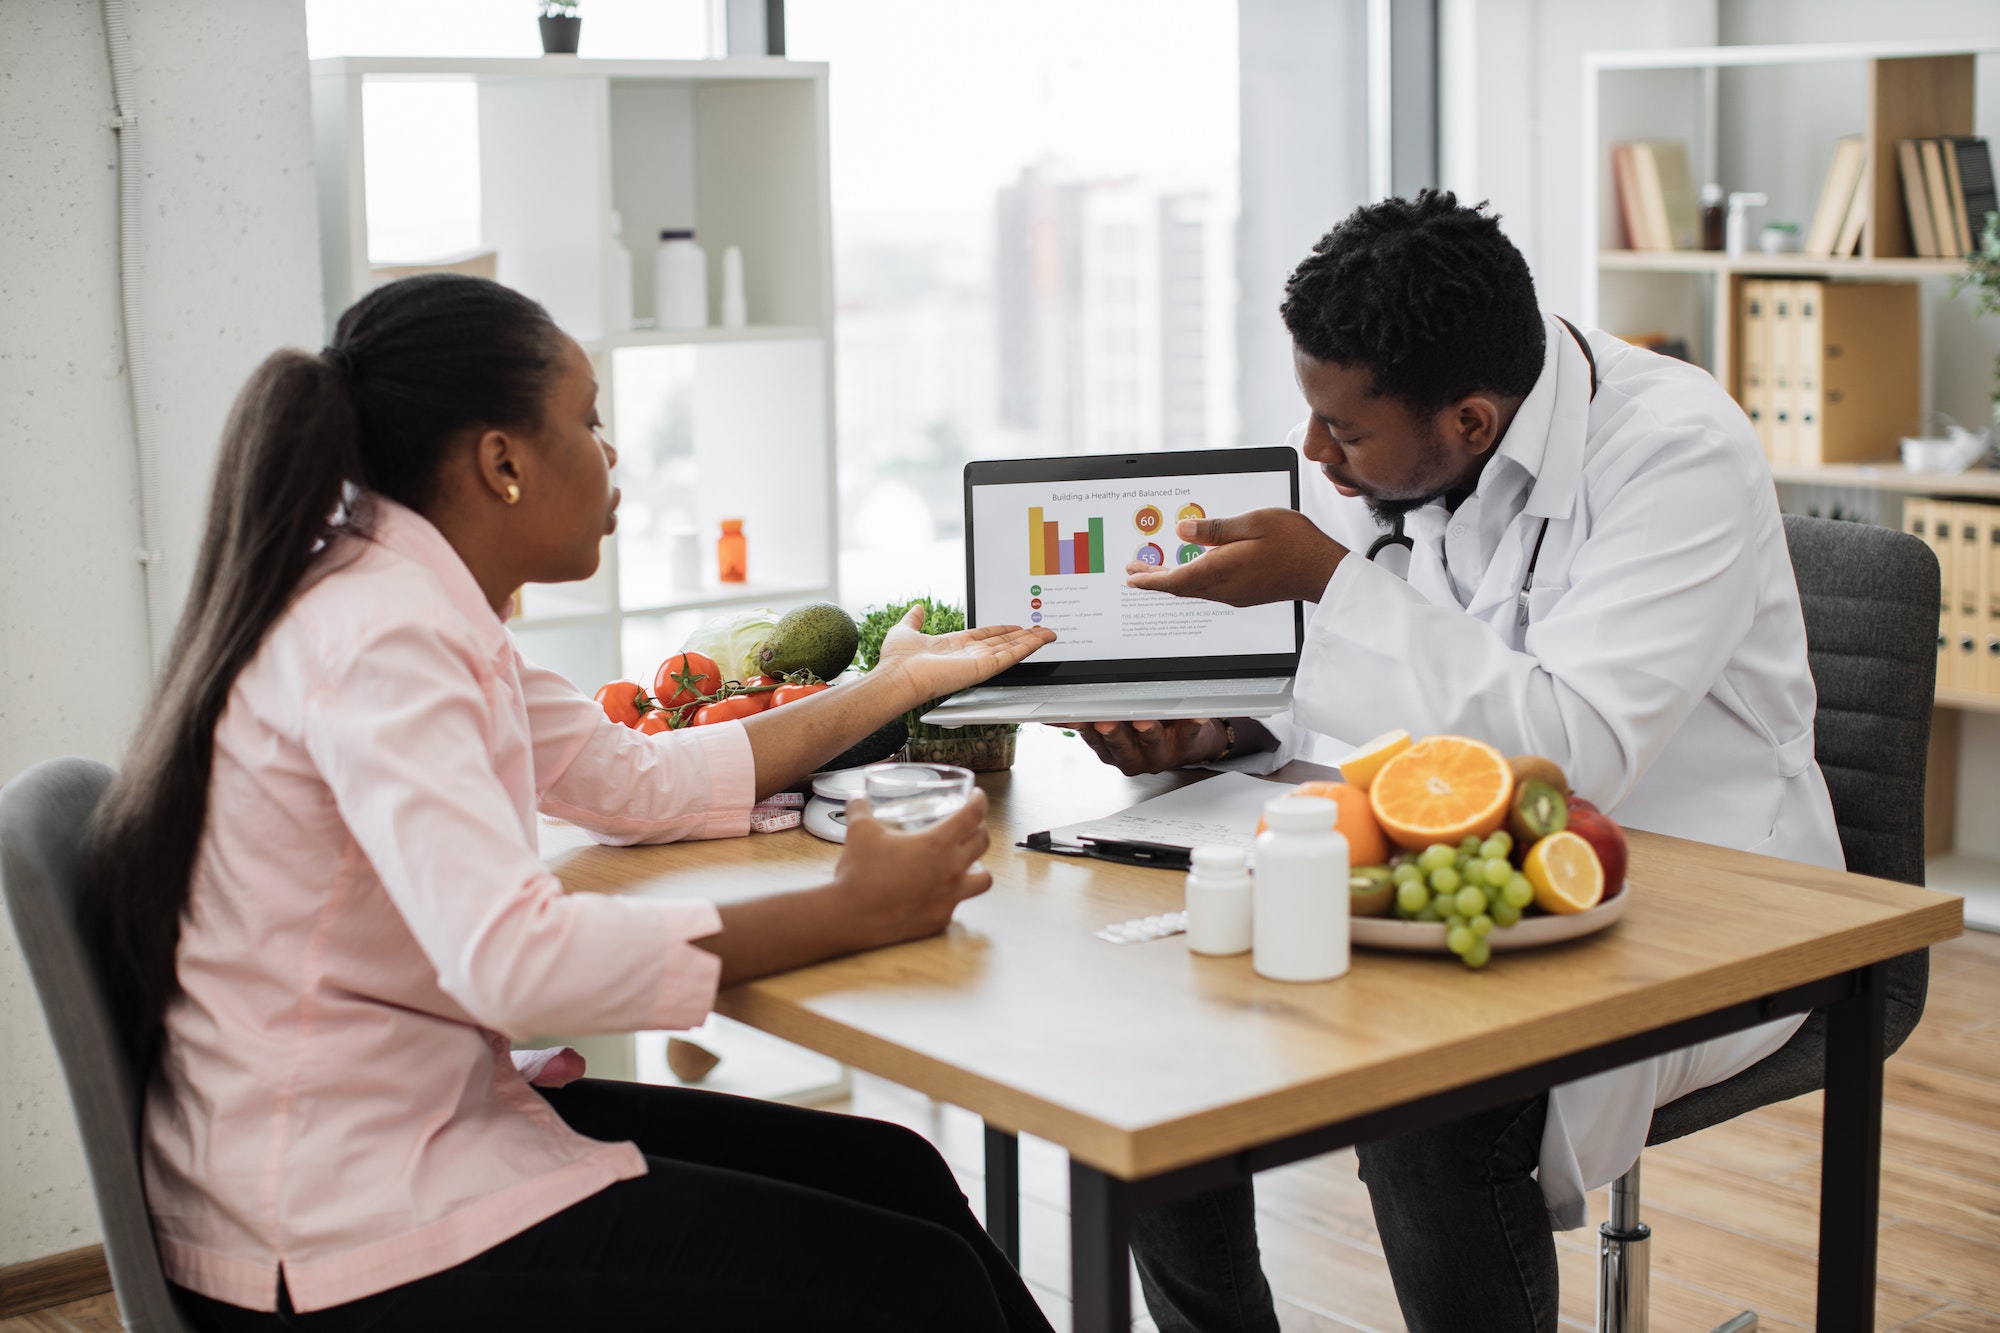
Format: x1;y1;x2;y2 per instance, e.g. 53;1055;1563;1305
1126;509;1347;606
1071;719;1229;776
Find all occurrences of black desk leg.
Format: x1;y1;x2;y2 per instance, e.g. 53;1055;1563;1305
1817;961;1886;1333
1070;1159;1134;1333
984;1123;1020;1265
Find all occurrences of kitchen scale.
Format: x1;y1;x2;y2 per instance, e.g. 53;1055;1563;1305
801;767;869;843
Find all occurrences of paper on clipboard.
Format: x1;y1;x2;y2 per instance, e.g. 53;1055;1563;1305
1044;771;1297;863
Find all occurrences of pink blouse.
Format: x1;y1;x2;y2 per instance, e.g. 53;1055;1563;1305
144;500;756;1312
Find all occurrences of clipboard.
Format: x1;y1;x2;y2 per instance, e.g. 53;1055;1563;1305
1018;771;1291;871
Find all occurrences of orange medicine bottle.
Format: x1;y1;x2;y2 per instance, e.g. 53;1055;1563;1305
717;518;748;584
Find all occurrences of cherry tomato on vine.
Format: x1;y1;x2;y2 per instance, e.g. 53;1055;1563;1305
692;695;765;726
736;675;780;710
593;681;650;728
636;710;675;735
771;682;831;708
654;652;719;710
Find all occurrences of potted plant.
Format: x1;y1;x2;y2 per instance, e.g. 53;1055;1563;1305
856;596;1019;772
538;0;581;54
1959;212;2000;433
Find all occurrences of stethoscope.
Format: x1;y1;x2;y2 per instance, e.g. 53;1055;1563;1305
1362;317;1597;631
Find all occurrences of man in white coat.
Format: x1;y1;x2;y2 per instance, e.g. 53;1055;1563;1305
1079;192;1844;1333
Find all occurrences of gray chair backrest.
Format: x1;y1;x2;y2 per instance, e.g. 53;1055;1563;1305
0;758;195;1332
1649;514;1936;1144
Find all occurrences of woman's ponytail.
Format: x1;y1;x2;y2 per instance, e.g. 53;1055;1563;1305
84;274;561;1073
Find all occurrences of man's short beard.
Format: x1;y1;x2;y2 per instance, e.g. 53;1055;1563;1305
1363;493;1438;527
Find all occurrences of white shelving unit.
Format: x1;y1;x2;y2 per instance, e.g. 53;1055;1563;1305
1581;39;2000;924
310;56;838;691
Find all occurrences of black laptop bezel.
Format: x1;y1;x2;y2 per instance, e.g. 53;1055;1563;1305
962;447;1305;685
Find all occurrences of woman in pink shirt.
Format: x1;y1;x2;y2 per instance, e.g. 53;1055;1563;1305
84;274;1057;1332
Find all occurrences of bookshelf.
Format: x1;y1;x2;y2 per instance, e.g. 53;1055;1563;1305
1583;39;2000;882
310;56;838;693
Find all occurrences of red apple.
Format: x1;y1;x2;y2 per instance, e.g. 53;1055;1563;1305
1565;801;1628;896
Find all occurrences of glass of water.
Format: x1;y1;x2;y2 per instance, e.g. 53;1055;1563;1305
863;763;975;832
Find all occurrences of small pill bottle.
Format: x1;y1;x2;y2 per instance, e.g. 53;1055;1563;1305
1184;845;1251;956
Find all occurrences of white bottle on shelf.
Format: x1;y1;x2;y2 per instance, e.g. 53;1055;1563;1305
1184;845;1251;956
1252;795;1350;982
606;211;635;333
720;245;747;328
655;229;708;330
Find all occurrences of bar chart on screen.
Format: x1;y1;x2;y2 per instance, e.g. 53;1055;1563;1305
1026;508;1107;576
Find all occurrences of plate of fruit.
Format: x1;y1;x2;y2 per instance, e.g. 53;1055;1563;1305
1290;731;1629;969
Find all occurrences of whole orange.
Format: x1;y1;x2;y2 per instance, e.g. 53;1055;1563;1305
1256;779;1390;868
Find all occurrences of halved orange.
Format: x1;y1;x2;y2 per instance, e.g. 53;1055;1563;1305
1256;780;1389;868
1333;728;1412;792
1368;735;1514;850
1522;830;1604;914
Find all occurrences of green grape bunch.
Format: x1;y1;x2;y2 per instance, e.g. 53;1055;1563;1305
1389;830;1535;969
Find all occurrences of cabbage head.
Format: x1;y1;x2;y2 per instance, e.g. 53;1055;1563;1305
682;608;780;682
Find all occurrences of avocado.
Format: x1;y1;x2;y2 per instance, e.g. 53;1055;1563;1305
821;716;908;771
757;601;860;681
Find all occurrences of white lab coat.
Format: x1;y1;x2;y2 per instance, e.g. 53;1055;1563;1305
1223;314;1844;1229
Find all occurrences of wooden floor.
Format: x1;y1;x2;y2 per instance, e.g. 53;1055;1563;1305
10;930;1997;1333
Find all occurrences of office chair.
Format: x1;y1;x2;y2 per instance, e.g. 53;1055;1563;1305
1;757;198;1333
1596;515;1938;1333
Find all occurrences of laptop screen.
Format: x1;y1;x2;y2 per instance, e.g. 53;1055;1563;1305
964;448;1304;682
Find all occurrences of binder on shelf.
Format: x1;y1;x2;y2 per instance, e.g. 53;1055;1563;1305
1805;136;1866;257
1912;499;1951;689
1737;279;1772;458
1767;282;1797;466
1809;282;1922;464
1983;505;2000;698
1952;503;1984;693
1616;140;1698;251
1792;283;1823;465
1898;139;1939;258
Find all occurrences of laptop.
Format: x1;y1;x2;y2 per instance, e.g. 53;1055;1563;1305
920;447;1303;727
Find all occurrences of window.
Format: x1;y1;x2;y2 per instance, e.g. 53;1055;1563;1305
786;0;1238;612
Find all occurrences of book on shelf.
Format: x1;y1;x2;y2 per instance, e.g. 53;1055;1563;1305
1610;140;1698;251
1736;279;1918;468
1902;136;1996;259
1805;136;1866;258
1953;137;1998;253
1899;139;1939;258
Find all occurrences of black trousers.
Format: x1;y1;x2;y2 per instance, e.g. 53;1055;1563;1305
175;1078;1054;1333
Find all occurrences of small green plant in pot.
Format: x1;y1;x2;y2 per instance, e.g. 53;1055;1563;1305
1956;211;2000;429
855;596;1018;772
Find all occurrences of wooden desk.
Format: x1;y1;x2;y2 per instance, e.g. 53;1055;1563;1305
549;726;1962;1332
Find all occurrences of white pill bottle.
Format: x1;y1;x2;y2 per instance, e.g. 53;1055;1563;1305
1184;845;1251;956
655;229;708;329
1253;795;1350;982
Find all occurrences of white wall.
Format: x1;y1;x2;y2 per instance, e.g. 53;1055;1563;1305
0;0;322;1268
1439;0;1720;322
1236;0;1371;453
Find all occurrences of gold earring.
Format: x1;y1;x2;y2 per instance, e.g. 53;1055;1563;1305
504;484;521;505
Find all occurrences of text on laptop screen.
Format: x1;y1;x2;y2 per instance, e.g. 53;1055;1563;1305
968;470;1297;663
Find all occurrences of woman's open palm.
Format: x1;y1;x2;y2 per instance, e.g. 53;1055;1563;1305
874;605;1054;703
